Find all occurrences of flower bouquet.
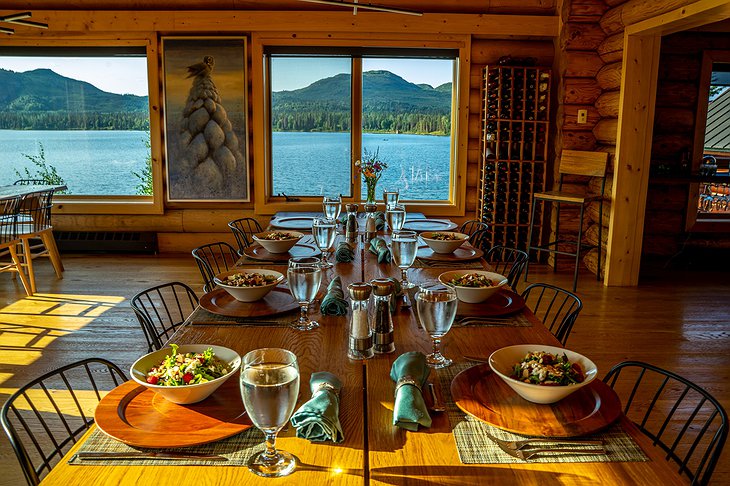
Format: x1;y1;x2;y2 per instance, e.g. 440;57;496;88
356;148;388;204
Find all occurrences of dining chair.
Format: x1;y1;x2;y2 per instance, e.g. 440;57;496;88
191;241;239;292
13;179;47;186
460;219;488;237
0;195;33;296
228;217;263;255
520;283;582;345
468;228;491;252
130;281;199;352
603;361;728;486
485;245;529;292
1;358;127;486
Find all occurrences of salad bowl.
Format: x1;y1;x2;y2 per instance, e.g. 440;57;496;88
438;270;508;303
131;344;241;404
251;231;303;254
214;268;285;302
420;231;469;254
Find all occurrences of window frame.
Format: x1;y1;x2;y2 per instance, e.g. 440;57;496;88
0;36;164;215
251;33;470;216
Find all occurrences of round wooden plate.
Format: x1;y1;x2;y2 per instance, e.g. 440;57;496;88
243;242;322;262
200;287;298;317
95;377;252;448
451;364;622;437
456;289;526;317
416;244;484;261
402;218;458;232
270;216;316;230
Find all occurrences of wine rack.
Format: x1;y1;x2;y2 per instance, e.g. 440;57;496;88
477;65;551;251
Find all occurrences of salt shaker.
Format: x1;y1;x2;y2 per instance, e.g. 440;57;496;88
345;203;359;242
347;282;373;360
370;278;395;354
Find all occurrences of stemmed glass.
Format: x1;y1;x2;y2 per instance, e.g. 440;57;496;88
383;190;399;210
386;203;406;234
287;256;322;331
416;283;458;368
391;230;418;292
322;195;342;221
312;217;337;269
240;348;300;477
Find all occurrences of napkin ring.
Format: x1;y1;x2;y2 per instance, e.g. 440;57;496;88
315;382;339;397
395;375;421;394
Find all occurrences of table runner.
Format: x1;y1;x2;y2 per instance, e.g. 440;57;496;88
68;428;265;466
436;363;649;464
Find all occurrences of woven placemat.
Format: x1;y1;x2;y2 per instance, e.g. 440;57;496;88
189;306;299;327
452;312;532;328
435;363;649;464
413;258;483;269
69;427;265;466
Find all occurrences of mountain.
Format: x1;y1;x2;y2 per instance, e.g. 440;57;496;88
0;68;149;113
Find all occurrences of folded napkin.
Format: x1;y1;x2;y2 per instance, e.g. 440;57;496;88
320;276;348;316
335;241;355;263
369;237;391;264
374;211;386;231
290;372;344;443
390;352;432;431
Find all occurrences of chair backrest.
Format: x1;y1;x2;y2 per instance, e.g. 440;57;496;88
1;359;127;485
191;242;239;293
486;245;529;292
604;361;728;486
1;195;22;244
520;283;582;345
13;179;46;186
468;228;491;252
17;190;55;234
130;281;199;352
228;217;263;254
460;219;488;237
558;150;609;178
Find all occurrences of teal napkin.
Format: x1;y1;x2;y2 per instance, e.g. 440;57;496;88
374;211;386;231
369;237;391;264
335;241;355;263
390;352;432;431
320;276;348;316
290;372;344;443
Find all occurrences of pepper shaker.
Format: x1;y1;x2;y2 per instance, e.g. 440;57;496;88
370;278;395;354
364;203;378;242
345;203;359;242
347;283;373;360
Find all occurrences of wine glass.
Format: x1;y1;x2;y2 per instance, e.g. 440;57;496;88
383;190;399;210
386;203;406;234
312;217;337;269
287;256;322;330
416;283;458;368
322;195;342;221
240;348;300;477
391;230;418;292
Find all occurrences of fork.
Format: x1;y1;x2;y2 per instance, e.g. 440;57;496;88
501;446;608;461
484;430;604;451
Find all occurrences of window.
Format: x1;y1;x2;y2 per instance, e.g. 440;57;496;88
0;47;151;196
266;47;457;202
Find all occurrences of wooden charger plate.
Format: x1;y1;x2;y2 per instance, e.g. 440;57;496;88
243;242;321;262
270;216;316;230
456;289;526;317
200;287;298;317
416;244;484;262
451;364;622;437
95;377;252;448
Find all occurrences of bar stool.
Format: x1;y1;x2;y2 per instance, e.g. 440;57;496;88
0;195;33;296
525;150;609;292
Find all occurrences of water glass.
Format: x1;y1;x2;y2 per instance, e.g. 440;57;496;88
312;217;337;269
240;348;300;477
287;256;322;330
383;190;399;210
391;230;418;290
386;203;407;234
323;195;342;221
416;283;458;368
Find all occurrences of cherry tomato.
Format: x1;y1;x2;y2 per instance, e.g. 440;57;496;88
183;372;194;384
146;376;159;385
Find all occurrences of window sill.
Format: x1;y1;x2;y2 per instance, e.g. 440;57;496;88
53;196;163;215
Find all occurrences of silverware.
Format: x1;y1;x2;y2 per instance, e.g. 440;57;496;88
75;451;228;461
427;383;446;413
497;445;607;461
484;430;604;451
454;317;511;327
463;355;490;364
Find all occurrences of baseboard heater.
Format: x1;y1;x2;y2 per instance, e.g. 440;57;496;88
54;231;158;254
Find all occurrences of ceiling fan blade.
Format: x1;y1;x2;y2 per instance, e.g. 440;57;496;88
0;12;31;22
297;0;422;16
8;19;49;29
0;26;15;34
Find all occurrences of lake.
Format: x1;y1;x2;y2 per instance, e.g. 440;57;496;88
1;130;451;199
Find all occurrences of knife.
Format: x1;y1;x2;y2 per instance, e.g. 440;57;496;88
75;451;228;461
463;355;490;364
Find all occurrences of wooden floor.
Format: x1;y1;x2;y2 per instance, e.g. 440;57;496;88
0;254;728;485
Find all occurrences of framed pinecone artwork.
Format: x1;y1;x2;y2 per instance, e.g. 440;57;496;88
162;37;249;202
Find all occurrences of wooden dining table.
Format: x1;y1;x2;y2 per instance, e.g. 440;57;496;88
41;232;685;485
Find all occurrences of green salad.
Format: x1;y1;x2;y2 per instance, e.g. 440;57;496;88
510;351;585;386
145;344;230;386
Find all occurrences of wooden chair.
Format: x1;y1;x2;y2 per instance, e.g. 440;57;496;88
228;217;263;255
191;242;239;293
468;228;491;252
520;283;582;345
0;195;33;296
131;281;199;352
13;179;47;186
525;150;609;292
460;219;488;237
485;245;528;292
604;361;728;486
1;358;127;485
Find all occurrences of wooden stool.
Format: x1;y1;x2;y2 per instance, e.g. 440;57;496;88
0;195;33;296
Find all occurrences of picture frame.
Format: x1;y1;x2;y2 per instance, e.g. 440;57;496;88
161;36;249;202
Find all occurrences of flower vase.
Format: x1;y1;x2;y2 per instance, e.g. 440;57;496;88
365;179;378;205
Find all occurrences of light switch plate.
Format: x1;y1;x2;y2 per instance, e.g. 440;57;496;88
577;109;588;124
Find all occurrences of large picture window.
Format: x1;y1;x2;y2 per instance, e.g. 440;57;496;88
266;47;457;202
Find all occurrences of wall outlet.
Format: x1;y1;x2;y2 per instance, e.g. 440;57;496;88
577;109;588;124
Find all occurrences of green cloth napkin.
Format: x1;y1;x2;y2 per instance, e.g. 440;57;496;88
335;241;355;263
320;276;348;316
369;237;391;264
390;351;432;431
290;372;344;443
374;211;386;231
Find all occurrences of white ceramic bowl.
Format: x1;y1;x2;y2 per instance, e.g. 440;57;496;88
438;270;508;303
130;344;241;405
420;231;469;254
488;344;598;404
214;268;284;302
251;231;303;253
